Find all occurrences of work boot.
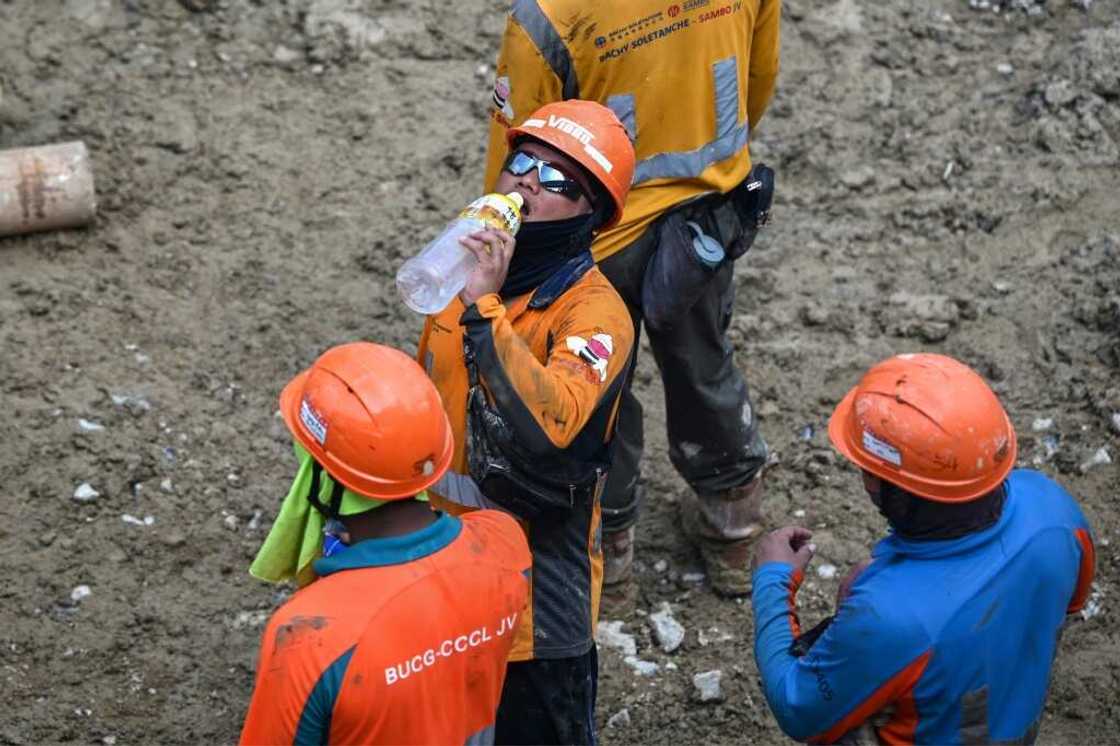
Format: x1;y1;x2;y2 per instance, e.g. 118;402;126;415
599;526;638;616
682;473;765;597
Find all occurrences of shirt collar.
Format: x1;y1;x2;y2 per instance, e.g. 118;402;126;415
312;512;462;576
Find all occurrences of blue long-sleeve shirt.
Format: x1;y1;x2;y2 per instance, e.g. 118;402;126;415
752;470;1095;744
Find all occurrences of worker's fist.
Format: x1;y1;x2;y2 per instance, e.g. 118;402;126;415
753;526;815;573
459;229;516;306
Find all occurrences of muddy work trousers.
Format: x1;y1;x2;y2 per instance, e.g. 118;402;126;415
597;195;768;534
494;648;598;745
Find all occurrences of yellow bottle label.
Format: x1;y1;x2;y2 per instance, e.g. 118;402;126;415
459;193;523;234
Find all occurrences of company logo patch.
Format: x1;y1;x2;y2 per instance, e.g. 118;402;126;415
491;75;514;121
668;4;681;16
566;333;614;382
862;429;901;467
595;35;607;47
300;398;328;446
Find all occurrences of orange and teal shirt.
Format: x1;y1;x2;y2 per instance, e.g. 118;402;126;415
239;511;530;746
752;470;1096;744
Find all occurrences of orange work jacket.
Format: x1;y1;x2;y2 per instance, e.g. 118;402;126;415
418;258;633;661
239;511;530;745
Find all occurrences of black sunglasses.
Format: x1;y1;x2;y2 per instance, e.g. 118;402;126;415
503;151;586;201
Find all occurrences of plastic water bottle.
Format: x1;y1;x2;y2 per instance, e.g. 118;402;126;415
397;192;524;314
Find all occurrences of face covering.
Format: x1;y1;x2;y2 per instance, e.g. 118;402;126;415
500;212;598;298
875;481;1006;541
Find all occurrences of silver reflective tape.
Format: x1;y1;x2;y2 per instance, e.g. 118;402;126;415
512;0;579;100
606;93;637;142
632;56;749;184
431;471;508;513
465;723;496;746
713;57;740;138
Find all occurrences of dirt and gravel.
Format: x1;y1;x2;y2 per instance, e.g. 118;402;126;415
1;0;1117;743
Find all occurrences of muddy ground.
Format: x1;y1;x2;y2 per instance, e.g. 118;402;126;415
1;0;1117;743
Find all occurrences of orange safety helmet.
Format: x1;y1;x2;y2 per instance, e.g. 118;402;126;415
279;342;454;501
827;353;1018;503
507;100;635;230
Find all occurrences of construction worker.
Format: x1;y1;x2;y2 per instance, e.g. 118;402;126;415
484;0;781;598
751;353;1097;743
239;342;531;745
419;100;635;745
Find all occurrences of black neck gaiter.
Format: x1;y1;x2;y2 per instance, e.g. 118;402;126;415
877;482;1007;541
500;212;596;298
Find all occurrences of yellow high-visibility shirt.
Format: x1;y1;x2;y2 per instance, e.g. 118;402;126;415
484;0;780;263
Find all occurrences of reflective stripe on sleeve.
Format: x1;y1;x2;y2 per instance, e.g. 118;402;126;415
512;0;580;100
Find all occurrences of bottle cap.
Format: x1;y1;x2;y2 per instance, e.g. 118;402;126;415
505;192;524;209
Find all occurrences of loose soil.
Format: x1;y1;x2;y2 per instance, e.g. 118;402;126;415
1;0;1117;743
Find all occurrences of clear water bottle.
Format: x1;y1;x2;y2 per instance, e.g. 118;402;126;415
397;192;524;314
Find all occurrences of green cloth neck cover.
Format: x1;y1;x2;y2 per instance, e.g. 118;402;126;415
249;442;427;587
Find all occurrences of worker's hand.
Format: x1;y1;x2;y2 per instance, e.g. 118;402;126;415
753;526;815;573
836;558;873;608
459;229;515;306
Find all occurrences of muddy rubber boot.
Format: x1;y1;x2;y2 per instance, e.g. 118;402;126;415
600;527;638;616
682;473;765;597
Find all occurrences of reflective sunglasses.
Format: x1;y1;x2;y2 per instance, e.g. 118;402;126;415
502;151;586;200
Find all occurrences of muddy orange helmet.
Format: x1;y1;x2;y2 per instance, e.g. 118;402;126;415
279;342;453;500
507;100;635;230
828;353;1017;503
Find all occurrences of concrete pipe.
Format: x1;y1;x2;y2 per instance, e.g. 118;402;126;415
0;141;97;238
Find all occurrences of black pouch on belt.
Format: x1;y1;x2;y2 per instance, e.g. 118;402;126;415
463;351;608;520
641;163;775;332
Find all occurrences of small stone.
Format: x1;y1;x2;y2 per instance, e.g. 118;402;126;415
596;621;637;656
793;509;807;518
311;64;325;75
73;483;100;502
223;514;240;531
475;64;490;78
996;62;1014;76
78;419;105;432
693;670;724;702
162;531;187;548
273;45;301;65
1080;447;1112;473
607;708;631;729
653;559;668;573
121;514;152;527
1032;418;1054;432
103;737;117;746
992;280;1013;294
1110;412;1120;435
160;478;174;494
623;656;659;676
70;585;92;603
247;510;263;531
839;165;876;190
817;563;838;580
650;602;686;653
681;572;705;583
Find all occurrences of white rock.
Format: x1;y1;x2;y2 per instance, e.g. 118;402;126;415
650;602;686;653
1080;583;1104;621
793;509;806;518
1110;412;1120;435
70;585;92;603
121;514;155;527
103;736;117;746
73;483;100;502
653;559;668;573
1080;447;1112;473
996;62;1014;75
224;514;240;531
681;572;706;583
607;708;631;728
623;656;659;676
596;620;637;657
248;509;263;531
273;45;301;64
1031;417;1054;432
160;478;174;494
231;610;269;629
816;563;838;579
698;627;734;647
78;419;105;432
693;670;723;702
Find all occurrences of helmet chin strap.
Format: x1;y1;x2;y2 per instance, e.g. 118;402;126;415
305;461;345;520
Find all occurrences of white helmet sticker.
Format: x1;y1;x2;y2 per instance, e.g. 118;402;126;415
862;429;901;466
300;398;328;446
